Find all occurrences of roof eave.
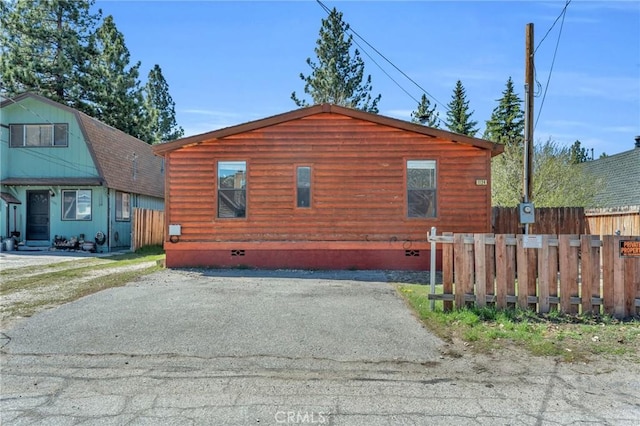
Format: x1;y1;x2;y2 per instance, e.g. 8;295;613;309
153;103;504;156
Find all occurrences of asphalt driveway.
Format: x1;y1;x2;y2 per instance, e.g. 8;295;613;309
2;269;442;360
2;269;639;425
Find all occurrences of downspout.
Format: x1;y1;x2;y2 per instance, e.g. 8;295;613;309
107;188;111;253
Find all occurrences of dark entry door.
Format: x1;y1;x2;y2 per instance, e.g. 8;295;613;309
26;190;50;241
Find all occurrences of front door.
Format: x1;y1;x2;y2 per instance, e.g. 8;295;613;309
26;190;50;241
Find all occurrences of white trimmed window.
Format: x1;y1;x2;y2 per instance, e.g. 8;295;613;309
10;124;69;147
62;190;92;221
116;191;131;221
296;166;311;208
407;160;437;218
217;161;246;218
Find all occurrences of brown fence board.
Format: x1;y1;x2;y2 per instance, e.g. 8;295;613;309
516;236;529;309
624;257;638;317
442;232;454;311
474;234;487;308
495;234;508;309
538;235;551;313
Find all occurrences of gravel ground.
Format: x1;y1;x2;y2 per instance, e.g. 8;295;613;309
0;250;121;270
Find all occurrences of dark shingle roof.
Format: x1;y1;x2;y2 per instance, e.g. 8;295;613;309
582;147;640;208
1;93;164;199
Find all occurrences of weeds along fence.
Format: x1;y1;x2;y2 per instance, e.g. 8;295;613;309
428;231;640;319
131;208;165;251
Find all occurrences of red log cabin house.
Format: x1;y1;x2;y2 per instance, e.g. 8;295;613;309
153;104;503;270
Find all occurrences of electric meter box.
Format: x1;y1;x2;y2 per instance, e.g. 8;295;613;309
168;224;182;236
519;202;535;224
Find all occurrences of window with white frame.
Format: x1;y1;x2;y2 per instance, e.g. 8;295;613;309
407;160;437;218
296;166;311;208
116;191;131;221
62;190;92;220
10;124;68;147
217;161;246;218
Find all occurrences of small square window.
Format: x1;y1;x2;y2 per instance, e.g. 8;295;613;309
62;189;92;221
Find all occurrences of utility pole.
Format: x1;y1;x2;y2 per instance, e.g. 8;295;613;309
520;23;535;234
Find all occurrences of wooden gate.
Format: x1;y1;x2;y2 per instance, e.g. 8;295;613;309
428;232;640;318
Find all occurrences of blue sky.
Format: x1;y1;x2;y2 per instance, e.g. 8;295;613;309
94;0;639;157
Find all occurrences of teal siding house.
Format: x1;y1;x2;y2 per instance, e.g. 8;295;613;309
1;93;164;252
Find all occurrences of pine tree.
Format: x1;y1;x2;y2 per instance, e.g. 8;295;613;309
569;140;589;164
483;77;524;146
444;80;478;136
144;65;184;144
291;7;381;113
0;0;100;109
85;15;145;139
411;94;439;128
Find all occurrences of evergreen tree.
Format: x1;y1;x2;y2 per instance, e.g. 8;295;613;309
411;94;439;128
291;7;381;113
0;0;101;109
569;140;589;164
444;80;478;136
483;77;524;146
144;65;184;144
85;15;145;139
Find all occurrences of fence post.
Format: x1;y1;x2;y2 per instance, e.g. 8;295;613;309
442;232;454;311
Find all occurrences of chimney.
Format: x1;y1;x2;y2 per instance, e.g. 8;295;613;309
635;135;640;149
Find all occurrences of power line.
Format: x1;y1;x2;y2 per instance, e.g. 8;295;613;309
315;0;450;117
534;0;572;54
535;0;569;130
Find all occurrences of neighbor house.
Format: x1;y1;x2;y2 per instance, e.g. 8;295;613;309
0;93;164;252
582;137;640;235
154;104;503;270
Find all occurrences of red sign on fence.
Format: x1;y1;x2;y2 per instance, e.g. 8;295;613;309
619;239;640;257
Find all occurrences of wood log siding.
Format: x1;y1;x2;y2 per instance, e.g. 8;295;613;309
165;114;492;242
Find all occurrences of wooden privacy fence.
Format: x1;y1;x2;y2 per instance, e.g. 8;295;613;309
131;208;165;251
492;207;586;234
585;206;640;236
428;232;640;319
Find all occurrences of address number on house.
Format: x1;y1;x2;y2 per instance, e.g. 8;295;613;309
619;239;640;257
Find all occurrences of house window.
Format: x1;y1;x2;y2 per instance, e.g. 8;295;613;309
116;191;131;221
407;160;436;218
218;161;246;218
10;124;69;147
297;166;311;208
62;189;92;221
